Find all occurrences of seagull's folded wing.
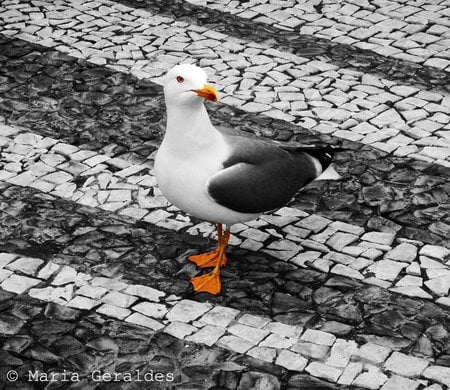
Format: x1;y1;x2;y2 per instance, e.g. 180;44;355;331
206;136;317;214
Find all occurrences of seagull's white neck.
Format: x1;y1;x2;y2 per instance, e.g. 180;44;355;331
163;102;221;156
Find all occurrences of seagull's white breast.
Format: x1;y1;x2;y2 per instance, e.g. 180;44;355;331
154;134;257;225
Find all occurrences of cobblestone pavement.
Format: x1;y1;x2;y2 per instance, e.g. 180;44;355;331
1;0;450;166
0;0;449;389
186;0;450;70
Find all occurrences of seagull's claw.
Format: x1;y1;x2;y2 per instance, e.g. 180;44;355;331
188;250;227;268
190;271;221;295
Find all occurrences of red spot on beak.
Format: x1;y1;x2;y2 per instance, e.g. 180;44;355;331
192;84;219;103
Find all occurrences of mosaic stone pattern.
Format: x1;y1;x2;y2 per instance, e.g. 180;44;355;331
0;0;449;166
0;250;449;389
186;0;450;71
0;0;449;388
0;124;449;308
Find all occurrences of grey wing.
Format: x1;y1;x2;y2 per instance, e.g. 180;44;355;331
206;138;317;214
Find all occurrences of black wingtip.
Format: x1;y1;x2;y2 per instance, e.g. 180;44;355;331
304;146;344;172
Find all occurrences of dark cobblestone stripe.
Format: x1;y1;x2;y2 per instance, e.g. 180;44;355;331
0;292;359;390
0;183;449;369
113;0;450;93
0;36;448;246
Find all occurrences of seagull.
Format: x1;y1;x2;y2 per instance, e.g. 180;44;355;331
155;64;342;295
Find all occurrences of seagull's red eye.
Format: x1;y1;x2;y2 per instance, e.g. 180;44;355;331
176;76;184;83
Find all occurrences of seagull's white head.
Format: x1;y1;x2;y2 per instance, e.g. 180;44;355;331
163;64;219;108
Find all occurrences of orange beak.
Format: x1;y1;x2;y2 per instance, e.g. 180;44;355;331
192;84;219;103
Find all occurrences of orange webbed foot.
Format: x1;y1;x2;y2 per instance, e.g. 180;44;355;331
188;250;228;268
190;271;221;295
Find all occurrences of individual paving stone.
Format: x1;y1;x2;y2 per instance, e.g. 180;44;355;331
7;172;38;187
297;215;331;233
361;232;396;246
424;275;450;296
264;239;300;260
185;325;225;346
241;228;270;242
247;346;277;363
352;365;388;389
422;365;450;387
124;284;165;301
380;375;420;390
290;251;321;267
361;248;384;260
166;299;212;323
228;323;270;344
163;321;197;339
263;322;303;339
406;262;421;276
101;291;138;308
326;232;359;252
390;286;433;299
0;253;18;268
76;285;107;299
384;351;429;377
385;243;418;262
338;362;363;386
326;339;358;368
199;306;240;328
260;333;294;349
5;257;43;275
1;274;41;294
37;262;60;280
331;264;364;280
420;245;450;261
420;256;446;269
238;314;271;328
96;303;131;320
29;285;74;305
132;301;168;319
66;296;99;310
366;260;408;281
0;269;13;283
355;342;391;364
275;350;308;371
323;252;354;266
0;314;25;335
91;277;127;291
396;275;423;287
422;385;443;390
329;221;364;236
305;362;342;383
300;329;336;346
51;265;79;286
291;342;329;359
436;297;450;307
125;312;164;331
41;171;73;185
216;335;254;354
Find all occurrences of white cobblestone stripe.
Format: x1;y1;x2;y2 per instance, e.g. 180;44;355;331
0;251;448;389
187;0;450;72
1;123;449;307
1;0;450;166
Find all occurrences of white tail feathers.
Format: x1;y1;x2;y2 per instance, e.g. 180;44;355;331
315;164;342;181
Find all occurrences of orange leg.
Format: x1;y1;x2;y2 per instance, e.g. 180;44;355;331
188;224;228;268
190;227;230;295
